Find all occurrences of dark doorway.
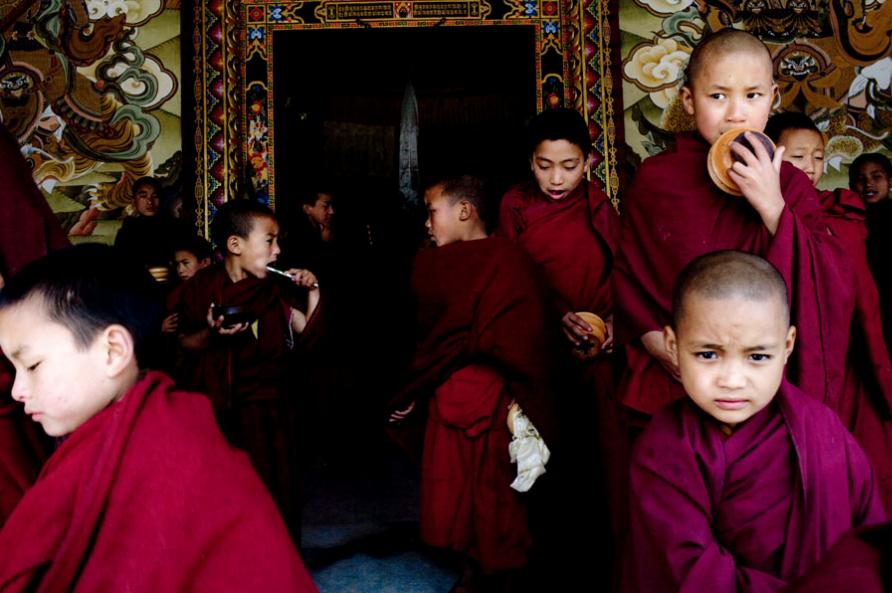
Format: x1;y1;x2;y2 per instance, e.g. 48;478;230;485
272;25;537;230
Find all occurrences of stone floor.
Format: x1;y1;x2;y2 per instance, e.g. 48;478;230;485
300;439;459;593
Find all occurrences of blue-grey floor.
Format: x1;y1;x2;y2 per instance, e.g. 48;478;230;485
301;442;459;593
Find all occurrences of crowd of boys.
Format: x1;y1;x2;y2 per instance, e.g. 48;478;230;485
0;27;890;593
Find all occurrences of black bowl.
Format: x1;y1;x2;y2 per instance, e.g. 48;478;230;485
212;304;254;328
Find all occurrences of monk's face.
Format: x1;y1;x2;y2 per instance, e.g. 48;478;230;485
778;128;824;186
424;185;464;246
680;50;776;144
0;299;127;437
303;193;335;229
852;161;890;205
228;215;281;279
133;183;160;217
665;293;795;428
174;250;210;281
530;139;586;200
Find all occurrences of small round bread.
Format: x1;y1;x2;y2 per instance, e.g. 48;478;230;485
707;128;776;196
571;312;608;361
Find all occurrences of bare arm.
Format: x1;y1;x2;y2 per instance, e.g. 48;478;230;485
641;329;680;380
287;269;320;334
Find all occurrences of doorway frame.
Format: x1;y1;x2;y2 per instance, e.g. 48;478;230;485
193;0;621;237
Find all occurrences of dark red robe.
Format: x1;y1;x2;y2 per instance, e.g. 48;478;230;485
178;264;319;538
498;180;624;580
624;381;885;593
614;133;852;418
819;188;892;514
498;180;616;319
393;236;555;572
0;123;68;526
0;371;318;592
786;522;892;593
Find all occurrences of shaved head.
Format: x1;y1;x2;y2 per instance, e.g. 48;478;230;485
684;29;773;90
672;250;789;328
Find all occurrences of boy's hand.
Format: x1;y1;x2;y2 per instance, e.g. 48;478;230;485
641;329;680;381
286;268;319;290
206;304;249;335
562;313;614;354
602;315;614;354
389;401;415;423
562;312;592;346
161;312;178;333
727;132;786;235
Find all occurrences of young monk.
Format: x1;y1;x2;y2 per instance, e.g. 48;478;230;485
498;108;620;584
614;29;849;427
389;176;555;593
624;250;885;593
0;122;68;526
767;111;892;513
850;153;892;349
178;200;320;541
0;244;317;592
161;236;213;335
114;176;190;272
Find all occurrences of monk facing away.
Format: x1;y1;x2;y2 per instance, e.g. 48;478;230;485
389;176;555;593
766;111;892;514
0;244;317;592
614;29;849;428
624;251;885;593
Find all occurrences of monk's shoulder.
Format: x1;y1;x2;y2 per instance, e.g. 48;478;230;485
780;384;855;443
632;399;695;468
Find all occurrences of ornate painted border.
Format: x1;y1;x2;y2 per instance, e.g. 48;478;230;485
194;0;620;233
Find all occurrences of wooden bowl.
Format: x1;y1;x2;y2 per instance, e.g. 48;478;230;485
147;266;170;284
571;312;608;361
707;128;776;196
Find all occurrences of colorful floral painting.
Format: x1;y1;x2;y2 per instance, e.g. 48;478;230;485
0;0;181;242
619;0;892;191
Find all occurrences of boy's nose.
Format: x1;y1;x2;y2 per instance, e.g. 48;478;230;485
550;170;564;185
10;375;27;402
726;100;746;122
717;362;747;389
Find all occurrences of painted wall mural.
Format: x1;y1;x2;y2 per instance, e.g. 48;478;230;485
619;0;892;191
0;0;181;242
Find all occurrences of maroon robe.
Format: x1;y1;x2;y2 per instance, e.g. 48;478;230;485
498;180;616;319
0;371;318;593
625;381;885;593
178;264;319;538
0;359;46;526
614;133;852;417
498;180;625;576
0;123;68;526
786;522;891;593
820;188;892;514
393;237;554;572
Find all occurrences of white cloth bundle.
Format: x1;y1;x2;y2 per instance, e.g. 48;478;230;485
507;404;550;492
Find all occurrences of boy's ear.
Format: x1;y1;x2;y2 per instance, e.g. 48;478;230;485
663;325;679;367
198;257;211;268
680;85;695;116
458;199;472;221
783;325;797;363
227;234;242;255
100;324;136;378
